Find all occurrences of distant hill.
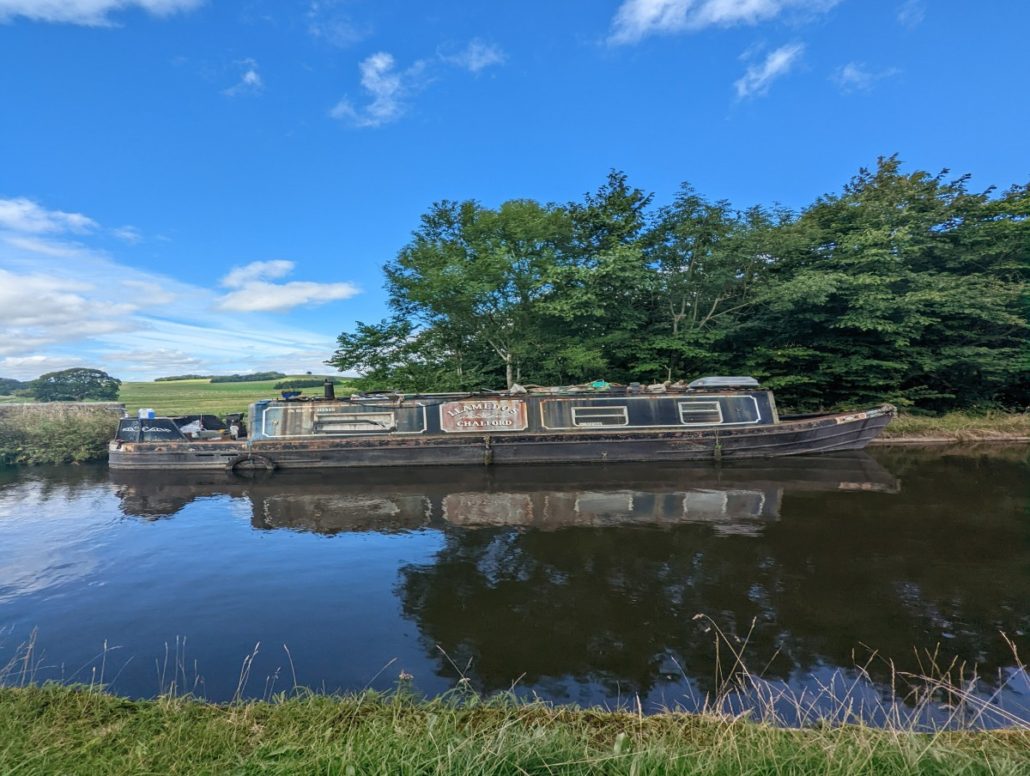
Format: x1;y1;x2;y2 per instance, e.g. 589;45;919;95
209;372;287;384
0;378;28;397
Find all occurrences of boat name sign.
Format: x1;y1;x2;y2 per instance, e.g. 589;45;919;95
440;400;528;432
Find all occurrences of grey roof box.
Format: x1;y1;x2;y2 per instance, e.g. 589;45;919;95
687;376;760;389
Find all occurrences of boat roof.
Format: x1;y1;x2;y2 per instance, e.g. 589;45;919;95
256;377;765;405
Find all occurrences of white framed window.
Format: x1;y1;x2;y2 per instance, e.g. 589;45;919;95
678;400;723;426
313;411;396;433
571;405;629;427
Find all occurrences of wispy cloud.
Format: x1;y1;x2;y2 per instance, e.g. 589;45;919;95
0;197;96;234
3;234;92;258
0;197;360;380
609;0;839;44
0;267;139;357
439;39;506;73
102;348;204;371
329;52;427;128
331;40;505;129
832;62;899;93
896;0;925;28
217;259;360;313
734;42;804;99
112;225;143;243
221;259;293;289
223;58;264;96
0;0;204;26
306;0;370;47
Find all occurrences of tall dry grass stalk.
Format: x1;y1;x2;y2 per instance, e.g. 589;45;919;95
2;623;1025;733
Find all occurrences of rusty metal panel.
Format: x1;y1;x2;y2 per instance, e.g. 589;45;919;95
439;399;528;433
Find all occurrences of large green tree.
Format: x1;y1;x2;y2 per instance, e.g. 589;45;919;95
30;368;121;402
738;157;1028;409
331;160;1028;411
383;198;570;388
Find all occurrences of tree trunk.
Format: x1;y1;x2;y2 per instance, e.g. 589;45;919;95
505;354;513;389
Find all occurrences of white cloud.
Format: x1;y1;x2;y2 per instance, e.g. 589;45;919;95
440;39;506;73
306;0;370;47
112;225;143;243
221;259;294;289
0;245;348;379
734;42;803;99
609;0;839;44
330;52;429;128
2;234;92;258
0;197;357;380
103;348;204;372
0;197;96;234
223;58;264;97
832;62;899;92
217;260;360;313
0;354;87;377
121;279;176;305
0;0;203;26
0;268;139;357
896;0;925;28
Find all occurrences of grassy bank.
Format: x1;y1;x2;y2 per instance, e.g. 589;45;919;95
117;377;353;416
0;685;1025;775
0;405;122;465
878;411;1030;442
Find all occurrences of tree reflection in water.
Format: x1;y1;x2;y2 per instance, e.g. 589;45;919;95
395;450;1028;710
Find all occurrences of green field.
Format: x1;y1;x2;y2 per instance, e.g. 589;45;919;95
117;377;352;417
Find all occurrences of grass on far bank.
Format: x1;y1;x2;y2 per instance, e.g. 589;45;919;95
117;377;354;417
879;410;1030;441
1;683;1027;776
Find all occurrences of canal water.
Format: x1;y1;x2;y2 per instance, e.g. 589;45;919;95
0;448;1026;726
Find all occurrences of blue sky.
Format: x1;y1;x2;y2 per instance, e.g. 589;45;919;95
1;0;1027;380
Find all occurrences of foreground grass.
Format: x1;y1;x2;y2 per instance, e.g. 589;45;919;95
0;685;1026;776
117;377;354;416
879;411;1030;441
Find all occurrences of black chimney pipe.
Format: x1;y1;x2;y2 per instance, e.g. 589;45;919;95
324;378;335;400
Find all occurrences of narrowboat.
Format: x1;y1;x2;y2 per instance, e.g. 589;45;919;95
108;377;895;471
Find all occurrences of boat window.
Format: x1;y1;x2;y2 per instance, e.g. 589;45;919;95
571;406;629;427
678;401;723;425
313;411;397;434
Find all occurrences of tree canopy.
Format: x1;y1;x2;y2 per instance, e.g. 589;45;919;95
30;368;121;402
329;159;1029;411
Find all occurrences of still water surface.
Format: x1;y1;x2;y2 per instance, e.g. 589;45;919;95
1;448;1027;724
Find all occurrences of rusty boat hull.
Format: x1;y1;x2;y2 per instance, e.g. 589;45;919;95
108;404;895;471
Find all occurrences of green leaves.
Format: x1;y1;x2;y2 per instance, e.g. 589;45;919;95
331;159;1028;410
30;368;121;402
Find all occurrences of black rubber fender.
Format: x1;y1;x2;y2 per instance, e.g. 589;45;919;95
225;452;277;472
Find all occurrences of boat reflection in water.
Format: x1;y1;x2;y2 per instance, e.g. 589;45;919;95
110;452;898;536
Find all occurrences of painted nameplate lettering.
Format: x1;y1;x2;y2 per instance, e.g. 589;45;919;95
439;399;528;433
